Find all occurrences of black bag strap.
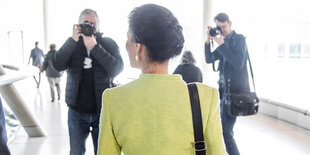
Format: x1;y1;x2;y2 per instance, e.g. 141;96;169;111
246;48;257;92
187;83;206;155
226;47;257;94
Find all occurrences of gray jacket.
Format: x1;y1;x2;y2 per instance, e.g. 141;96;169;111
42;50;63;77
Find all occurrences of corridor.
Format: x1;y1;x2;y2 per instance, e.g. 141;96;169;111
6;75;310;155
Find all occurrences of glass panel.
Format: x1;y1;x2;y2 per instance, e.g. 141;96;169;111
289;44;301;58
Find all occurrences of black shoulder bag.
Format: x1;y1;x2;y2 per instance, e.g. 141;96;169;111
225;50;259;116
187;83;206;155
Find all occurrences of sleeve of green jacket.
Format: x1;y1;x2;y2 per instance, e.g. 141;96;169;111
97;90;121;155
205;87;227;155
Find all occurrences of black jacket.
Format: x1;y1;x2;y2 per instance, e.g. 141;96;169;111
173;64;202;83
205;31;250;94
42;50;63;77
52;34;123;112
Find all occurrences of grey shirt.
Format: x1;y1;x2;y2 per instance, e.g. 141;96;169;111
30;47;44;66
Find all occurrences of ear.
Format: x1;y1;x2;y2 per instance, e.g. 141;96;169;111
135;43;143;60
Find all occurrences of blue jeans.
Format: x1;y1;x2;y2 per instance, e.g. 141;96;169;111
0;97;10;155
220;94;240;155
68;108;100;155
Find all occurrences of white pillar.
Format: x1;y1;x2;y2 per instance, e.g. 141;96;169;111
43;0;49;51
202;0;218;88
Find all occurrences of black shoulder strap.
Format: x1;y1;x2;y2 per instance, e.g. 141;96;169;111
246;48;257;92
226;43;257;93
187;83;206;155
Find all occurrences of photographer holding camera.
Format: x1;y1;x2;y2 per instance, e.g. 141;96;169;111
52;9;123;155
205;13;250;155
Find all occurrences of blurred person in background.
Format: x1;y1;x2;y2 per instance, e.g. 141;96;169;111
173;50;203;83
42;44;63;102
28;41;44;88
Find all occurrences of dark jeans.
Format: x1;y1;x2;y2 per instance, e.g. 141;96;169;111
68;108;100;155
220;93;240;155
0;97;10;155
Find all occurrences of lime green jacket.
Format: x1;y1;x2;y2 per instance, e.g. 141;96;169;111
98;74;227;155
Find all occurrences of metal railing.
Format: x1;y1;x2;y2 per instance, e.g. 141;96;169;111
259;97;309;116
0;64;46;137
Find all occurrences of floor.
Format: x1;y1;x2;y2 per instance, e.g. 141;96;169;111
6;75;310;155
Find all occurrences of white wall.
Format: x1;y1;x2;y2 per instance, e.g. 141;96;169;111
0;0;44;66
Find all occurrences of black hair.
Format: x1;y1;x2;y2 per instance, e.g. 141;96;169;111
181;51;196;65
128;4;184;62
214;13;230;22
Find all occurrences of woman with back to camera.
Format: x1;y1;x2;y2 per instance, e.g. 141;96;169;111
173;50;203;83
97;4;226;155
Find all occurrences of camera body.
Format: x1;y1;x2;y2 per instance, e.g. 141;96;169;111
209;26;222;37
80;21;96;36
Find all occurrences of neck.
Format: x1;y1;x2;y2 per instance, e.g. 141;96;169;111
224;30;233;38
141;60;169;74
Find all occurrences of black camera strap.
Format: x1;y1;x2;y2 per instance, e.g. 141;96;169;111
187;83;206;155
210;40;219;72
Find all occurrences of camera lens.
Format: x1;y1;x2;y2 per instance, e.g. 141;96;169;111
80;21;95;36
209;28;218;37
209;26;222;37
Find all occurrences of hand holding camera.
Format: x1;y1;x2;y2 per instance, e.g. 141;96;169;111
79;21;96;36
72;21;97;50
72;24;81;42
82;34;97;51
81;21;97;50
207;26;224;46
72;21;96;41
209;26;222;37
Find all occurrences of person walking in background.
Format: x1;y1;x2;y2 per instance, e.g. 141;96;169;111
52;9;123;155
173;50;203;83
28;41;44;88
42;44;63;102
97;4;226;155
0;97;11;155
204;13;250;155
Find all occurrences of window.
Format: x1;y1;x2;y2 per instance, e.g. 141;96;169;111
303;45;310;58
289;44;301;58
277;44;285;58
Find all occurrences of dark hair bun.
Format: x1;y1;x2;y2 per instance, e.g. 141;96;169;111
129;4;184;62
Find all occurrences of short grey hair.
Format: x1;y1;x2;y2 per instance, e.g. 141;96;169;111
78;8;99;22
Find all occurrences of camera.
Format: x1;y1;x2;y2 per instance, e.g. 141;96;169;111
209;26;222;37
80;21;95;36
